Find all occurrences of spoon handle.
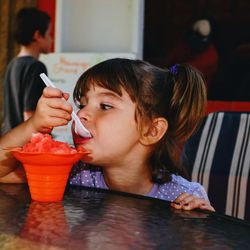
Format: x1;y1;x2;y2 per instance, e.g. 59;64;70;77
40;73;56;88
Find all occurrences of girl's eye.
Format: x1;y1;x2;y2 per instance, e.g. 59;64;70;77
100;103;113;110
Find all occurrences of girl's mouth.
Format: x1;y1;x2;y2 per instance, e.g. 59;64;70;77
72;126;92;144
73;135;92;145
72;123;92;144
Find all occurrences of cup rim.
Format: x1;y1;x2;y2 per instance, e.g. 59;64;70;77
10;148;87;156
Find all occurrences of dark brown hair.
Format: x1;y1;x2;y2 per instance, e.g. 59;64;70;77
73;58;207;183
14;7;50;45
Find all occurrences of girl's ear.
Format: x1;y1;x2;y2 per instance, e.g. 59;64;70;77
139;117;168;146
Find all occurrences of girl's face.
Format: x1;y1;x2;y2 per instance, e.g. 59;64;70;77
73;85;143;166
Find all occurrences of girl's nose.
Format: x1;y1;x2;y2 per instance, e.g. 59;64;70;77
77;107;90;121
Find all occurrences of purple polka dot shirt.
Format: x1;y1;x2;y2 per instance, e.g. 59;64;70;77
69;163;209;202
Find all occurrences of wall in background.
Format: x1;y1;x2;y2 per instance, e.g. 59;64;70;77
54;0;144;58
38;0;144;58
143;0;250;67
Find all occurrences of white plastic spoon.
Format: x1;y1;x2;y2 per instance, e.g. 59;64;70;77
40;73;92;138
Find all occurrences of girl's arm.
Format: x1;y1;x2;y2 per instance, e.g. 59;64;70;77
0;165;26;183
0;87;73;182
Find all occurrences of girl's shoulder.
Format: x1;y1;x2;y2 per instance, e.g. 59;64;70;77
157;174;209;201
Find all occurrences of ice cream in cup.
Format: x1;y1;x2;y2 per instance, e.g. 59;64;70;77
11;133;88;202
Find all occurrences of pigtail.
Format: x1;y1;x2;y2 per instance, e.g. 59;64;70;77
167;64;207;143
150;64;207;183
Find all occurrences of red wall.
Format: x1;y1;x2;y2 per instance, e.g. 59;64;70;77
206;101;250;114
37;0;56;51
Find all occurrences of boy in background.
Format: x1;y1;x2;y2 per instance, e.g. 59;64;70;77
1;7;52;135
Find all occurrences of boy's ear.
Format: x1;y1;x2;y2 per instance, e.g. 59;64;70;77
139;117;168;146
33;30;42;42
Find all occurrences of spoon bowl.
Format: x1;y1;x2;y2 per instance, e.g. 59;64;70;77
71;111;91;138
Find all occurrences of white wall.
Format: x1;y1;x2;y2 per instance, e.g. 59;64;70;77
55;0;144;58
42;0;144;142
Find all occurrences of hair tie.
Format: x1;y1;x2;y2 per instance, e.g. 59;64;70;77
169;64;178;75
165;65;177;111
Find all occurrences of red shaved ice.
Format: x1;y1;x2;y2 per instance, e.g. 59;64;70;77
20;133;78;154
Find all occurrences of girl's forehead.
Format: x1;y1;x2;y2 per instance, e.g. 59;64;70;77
78;77;136;103
81;82;126;96
80;84;133;103
83;76;125;91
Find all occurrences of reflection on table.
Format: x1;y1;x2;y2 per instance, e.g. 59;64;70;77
0;183;250;249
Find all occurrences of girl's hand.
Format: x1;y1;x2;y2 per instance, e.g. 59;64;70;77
29;87;73;133
171;192;215;212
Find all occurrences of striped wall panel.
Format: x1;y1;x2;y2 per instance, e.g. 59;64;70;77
184;112;250;221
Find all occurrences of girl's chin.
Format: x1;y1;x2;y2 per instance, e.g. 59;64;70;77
80;154;93;162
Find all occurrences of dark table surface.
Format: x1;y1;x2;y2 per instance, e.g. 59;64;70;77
1;183;250;250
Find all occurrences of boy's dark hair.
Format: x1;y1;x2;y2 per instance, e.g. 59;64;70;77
73;58;207;184
14;7;50;45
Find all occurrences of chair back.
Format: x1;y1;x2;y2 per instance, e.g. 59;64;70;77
183;112;250;220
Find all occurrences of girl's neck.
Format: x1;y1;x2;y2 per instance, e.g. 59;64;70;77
18;45;40;59
102;163;153;195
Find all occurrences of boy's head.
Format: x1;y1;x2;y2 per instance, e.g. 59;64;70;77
14;7;51;46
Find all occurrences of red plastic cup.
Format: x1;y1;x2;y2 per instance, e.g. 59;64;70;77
11;150;87;202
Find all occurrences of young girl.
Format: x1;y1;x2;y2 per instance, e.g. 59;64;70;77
70;58;213;211
0;58;214;212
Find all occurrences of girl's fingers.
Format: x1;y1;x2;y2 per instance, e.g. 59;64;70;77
48;117;70;127
181;198;205;211
172;193;215;212
36;105;72;123
62;92;70;100
37;97;72;119
43;86;64;97
40;113;72;128
42;87;71;109
42;86;70;99
199;203;215;212
171;202;182;209
174;193;197;207
46;109;72;121
31;107;72;132
179;194;196;206
31;115;69;132
173;192;190;204
45;86;71;101
172;198;200;210
46;98;72;112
